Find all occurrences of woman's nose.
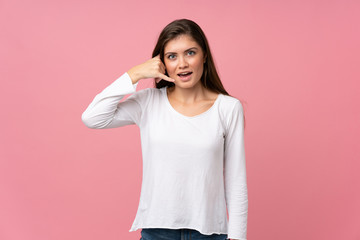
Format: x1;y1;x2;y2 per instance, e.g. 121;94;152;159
178;56;189;68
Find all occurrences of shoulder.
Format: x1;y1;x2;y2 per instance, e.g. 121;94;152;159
127;87;163;108
128;87;159;100
146;86;164;101
219;94;244;114
218;95;245;136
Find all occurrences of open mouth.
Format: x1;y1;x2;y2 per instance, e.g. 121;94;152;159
177;72;193;77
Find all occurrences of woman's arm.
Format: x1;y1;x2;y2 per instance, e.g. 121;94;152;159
81;55;175;129
81;72;145;128
224;100;248;240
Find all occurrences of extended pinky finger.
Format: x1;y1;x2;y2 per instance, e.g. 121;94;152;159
159;73;175;82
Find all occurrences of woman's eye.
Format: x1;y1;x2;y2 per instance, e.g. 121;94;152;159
167;51;195;59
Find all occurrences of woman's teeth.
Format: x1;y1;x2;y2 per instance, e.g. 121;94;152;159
178;72;192;76
177;72;193;81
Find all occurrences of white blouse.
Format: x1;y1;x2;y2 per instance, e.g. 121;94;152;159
81;72;248;240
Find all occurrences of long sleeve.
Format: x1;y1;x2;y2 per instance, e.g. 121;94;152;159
81;72;148;129
223;100;248;240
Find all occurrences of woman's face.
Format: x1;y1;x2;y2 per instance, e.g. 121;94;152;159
163;34;206;88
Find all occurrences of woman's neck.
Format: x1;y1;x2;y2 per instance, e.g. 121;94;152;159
167;83;214;104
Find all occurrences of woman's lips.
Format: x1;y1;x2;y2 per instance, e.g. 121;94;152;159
177;71;192;76
177;72;193;81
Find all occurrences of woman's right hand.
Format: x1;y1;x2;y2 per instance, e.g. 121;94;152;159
127;54;175;84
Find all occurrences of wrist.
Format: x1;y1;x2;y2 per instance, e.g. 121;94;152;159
127;68;141;84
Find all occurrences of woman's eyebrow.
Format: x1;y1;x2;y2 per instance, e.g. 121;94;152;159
165;47;198;55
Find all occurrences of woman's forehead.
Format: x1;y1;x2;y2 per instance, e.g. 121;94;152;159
164;35;199;52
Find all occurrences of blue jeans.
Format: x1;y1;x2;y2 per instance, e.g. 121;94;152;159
140;228;229;240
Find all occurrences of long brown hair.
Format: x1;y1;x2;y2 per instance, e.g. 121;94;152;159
151;18;246;129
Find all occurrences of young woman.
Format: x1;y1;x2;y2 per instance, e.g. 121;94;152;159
82;19;248;240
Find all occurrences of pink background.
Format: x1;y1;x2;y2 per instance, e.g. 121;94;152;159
1;0;359;240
